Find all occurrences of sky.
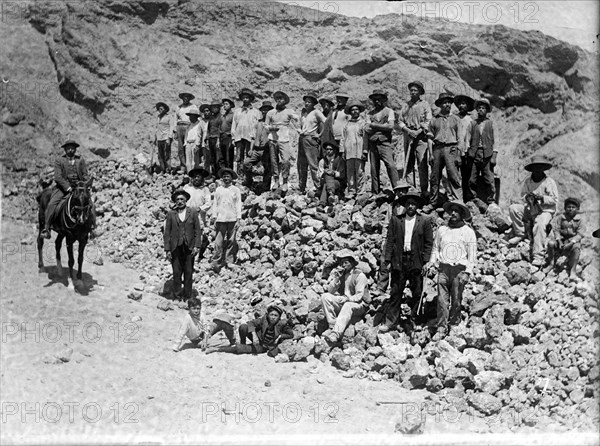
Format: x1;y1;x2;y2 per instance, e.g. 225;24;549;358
279;1;599;52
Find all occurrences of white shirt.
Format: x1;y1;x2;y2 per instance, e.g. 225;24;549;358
212;185;242;222
183;184;211;227
431;224;477;274
300;109;326;136
177;208;186;222
404;215;416;252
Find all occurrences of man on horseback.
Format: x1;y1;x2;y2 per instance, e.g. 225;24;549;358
41;140;94;239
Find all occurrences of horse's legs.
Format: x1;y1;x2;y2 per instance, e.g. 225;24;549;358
66;239;75;282
55;234;64;276
76;237;87;280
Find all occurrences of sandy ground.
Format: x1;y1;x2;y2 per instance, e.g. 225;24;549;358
1;219;597;445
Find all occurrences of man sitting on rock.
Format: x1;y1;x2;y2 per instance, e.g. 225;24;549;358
547;197;586;279
321;249;371;344
424;201;477;341
209;305;293;357
507;155;559;266
317;142;346;208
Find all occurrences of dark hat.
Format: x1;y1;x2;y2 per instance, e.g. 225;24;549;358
238;88;256;102
218;167;238;180
302;91;319;104
319;96;335;107
435;92;454;107
335;249;359;265
155;102;170;112
593;229;600;238
199;103;211;112
259;100;274;111
266;304;284;316
369;89;388;102
443;200;471;221
188;168;210;178
397;191;424;208
179;92;195;100
454;95;475;112
475;98;492;112
171;189;191;202
344;101;365;115
335;92;351;99
61;139;80;149
221;98;235;108
323;141;339;152
524;155;553;172
273;91;290;105
185;105;201;116
564;197;581;208
210;103;222;109
408;81;425;95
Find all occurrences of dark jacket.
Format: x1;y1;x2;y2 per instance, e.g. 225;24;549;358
247;315;293;348
54;154;90;193
467;117;495;158
163;207;202;252
384;214;433;271
320;154;346;186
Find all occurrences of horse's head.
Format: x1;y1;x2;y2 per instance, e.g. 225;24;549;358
71;181;93;225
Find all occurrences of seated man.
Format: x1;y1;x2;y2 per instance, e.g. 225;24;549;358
548;197;585;279
317;142;346;207
209;305;293;357
41;140;93;239
171;298;235;352
321;249;371;343
508;155;558;266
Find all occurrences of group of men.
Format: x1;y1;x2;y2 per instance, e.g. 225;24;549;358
153;82;497;214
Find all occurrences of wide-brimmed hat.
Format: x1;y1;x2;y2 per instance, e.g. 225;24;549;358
335;92;351;99
302;91;319;104
238;88;256;102
266;305;284;316
443;200;471;220
199;103;210;112
435;92;454;107
179;92;195;100
61;139;80;149
397;191;424;208
221;98;235;108
218;167;238;180
564;197;581;208
454;95;475;112
344;101;365;115
155;102;169;112
185;105;201;116
188;168;210;178
369;89;388;102
524;155;553;172
593;229;599;238
171;189;191;202
335;249;359;265
212;313;234;326
259;100;274;111
323;141;339;152
408;81;425;95
273;91;290;105
319;96;335;108
475;98;492;112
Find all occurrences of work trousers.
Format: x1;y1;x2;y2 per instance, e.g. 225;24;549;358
220;134;234;169
212;221;237;267
243;145;271;188
430;144;462;205
171;244;194;300
204;137;221;176
185;145;200;174
157;140;171;173
269;140;292;186
547;238;581;272
318;175;343;205
436;263;467;330
321;293;367;337
508;204;553;262
468;149;495;203
404;133;429;195
369;139;400;194
297;134;320;192
346;158;363;195
235;139;252;173
175;124;189;170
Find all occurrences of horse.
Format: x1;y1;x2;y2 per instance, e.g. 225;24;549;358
37;179;94;289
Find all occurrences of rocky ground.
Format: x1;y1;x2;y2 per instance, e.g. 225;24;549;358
2;153;599;438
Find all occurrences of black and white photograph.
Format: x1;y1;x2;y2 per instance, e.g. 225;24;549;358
1;0;598;444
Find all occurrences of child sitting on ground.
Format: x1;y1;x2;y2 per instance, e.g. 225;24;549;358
172;297;235;352
547;197;586;280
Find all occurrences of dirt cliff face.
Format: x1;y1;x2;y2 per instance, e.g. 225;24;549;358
1;0;598;211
